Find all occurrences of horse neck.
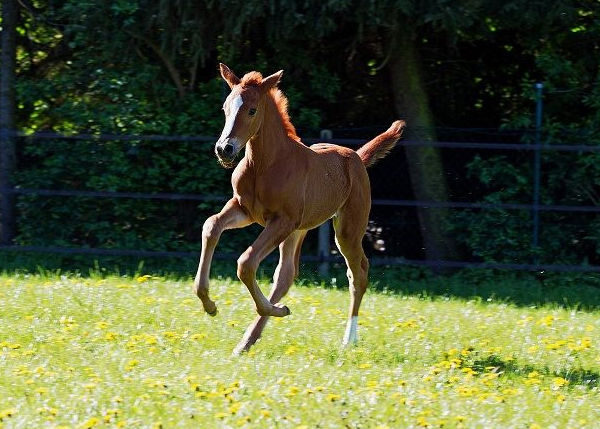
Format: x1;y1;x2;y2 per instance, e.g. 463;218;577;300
246;93;294;169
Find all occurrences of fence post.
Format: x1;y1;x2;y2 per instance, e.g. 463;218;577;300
0;0;17;245
531;82;543;264
318;219;331;278
317;129;333;278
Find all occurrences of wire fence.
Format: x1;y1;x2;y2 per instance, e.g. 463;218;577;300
1;128;600;274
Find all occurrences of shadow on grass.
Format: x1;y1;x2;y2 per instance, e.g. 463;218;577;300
467;353;600;389
296;261;600;312
2;251;600;311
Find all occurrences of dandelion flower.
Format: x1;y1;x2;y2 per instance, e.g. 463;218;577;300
81;417;100;428
95;321;109;330
552;377;569;388
0;408;16;421
285;345;298;355
104;332;118;341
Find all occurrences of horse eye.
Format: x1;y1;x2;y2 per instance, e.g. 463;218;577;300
248;108;257;116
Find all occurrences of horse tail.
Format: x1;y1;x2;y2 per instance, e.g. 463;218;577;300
356;120;406;168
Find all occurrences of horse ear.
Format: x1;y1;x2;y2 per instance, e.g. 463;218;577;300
260;70;283;92
220;63;240;89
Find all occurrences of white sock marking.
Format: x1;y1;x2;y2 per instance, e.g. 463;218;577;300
343;316;358;345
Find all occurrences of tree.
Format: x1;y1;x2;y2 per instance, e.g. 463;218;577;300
386;29;461;263
9;0;600;267
0;0;17;244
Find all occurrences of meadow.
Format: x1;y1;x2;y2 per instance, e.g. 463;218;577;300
1;270;599;429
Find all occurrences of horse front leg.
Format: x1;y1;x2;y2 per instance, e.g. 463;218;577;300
233;230;307;355
194;198;251;315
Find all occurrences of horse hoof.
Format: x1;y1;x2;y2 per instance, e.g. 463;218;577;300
206;307;218;317
283;305;291;316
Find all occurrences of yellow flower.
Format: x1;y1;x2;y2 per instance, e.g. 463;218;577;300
460;348;472;357
125;359;139;370
536;315;555;326
456;385;479;397
416;416;429;427
552;377;569;388
359;363;372;369
326;394;341;402
0;409;16;421
228;402;242;414
236;417;251;426
447;348;458;356
144;335;158;345
545;340;567;350
81;417;100;428
95;321;109;330
502;387;522;396
285;345;298;355
136;275;152;283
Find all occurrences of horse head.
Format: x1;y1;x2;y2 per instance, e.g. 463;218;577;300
215;63;283;168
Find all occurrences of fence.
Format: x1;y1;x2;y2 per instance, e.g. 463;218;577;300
1;128;600;274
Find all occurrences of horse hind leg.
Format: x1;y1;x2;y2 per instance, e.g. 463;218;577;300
333;203;370;346
232;230;307;355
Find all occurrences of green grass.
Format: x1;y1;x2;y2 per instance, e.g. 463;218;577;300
1;272;599;429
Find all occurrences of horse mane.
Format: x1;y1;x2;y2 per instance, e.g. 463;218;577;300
271;88;300;142
241;72;300;142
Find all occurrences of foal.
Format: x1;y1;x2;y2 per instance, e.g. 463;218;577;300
194;64;405;354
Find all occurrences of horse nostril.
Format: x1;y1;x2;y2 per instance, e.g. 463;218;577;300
223;144;234;156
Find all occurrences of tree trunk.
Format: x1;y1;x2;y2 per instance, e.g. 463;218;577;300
0;0;18;244
387;31;461;265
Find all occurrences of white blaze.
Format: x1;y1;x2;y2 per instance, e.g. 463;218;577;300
219;94;244;141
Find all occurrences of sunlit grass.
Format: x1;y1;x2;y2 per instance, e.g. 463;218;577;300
1;272;599;429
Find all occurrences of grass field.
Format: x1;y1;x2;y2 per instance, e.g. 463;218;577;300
1;271;599;429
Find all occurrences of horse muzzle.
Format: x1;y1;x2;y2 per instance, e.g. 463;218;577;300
215;138;241;168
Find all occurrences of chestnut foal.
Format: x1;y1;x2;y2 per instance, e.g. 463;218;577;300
194;64;405;354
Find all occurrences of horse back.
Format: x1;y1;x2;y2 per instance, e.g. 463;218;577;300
298;143;370;228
